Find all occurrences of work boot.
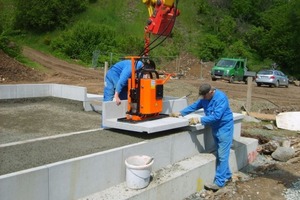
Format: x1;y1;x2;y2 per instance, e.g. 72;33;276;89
204;183;222;192
225;177;232;183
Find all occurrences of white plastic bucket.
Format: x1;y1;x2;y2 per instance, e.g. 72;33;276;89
125;155;154;189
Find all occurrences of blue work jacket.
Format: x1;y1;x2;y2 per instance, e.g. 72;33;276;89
108;60;143;93
180;89;233;131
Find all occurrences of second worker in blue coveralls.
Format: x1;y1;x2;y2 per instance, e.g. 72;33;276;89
170;83;234;191
103;59;156;105
103;59;143;105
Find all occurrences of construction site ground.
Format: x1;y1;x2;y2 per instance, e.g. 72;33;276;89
1;48;300;200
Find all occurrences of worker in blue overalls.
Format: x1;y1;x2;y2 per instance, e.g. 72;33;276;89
170;83;234;191
103;59;144;105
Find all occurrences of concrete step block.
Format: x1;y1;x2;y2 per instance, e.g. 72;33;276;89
78;153;216;200
84;93;103;111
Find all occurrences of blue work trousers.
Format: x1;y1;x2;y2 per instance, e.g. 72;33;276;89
212;124;233;187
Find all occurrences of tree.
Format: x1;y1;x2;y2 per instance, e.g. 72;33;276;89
218;15;236;43
259;1;297;75
197;34;225;61
230;0;253;21
223;40;252;61
15;0;88;33
287;0;300;76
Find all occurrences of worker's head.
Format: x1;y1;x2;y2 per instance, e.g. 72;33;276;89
142;59;156;70
199;83;214;99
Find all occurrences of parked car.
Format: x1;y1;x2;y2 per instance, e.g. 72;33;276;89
255;69;289;87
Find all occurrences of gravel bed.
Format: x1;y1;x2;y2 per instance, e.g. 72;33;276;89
283;179;300;200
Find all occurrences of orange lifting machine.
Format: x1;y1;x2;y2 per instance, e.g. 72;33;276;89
118;0;180;123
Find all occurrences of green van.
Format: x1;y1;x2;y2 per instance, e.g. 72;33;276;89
211;58;256;83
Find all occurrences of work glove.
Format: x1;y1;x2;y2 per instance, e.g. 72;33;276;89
169;112;181;118
188;117;200;125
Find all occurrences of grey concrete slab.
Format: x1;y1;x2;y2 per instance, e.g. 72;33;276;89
0;85;17;99
52;84;86;101
105;117;189;133
79;137;258;200
102;98;191;133
17;84;51;98
0;84;51;99
78;154;216;200
77;153;216;200
172;131;207;161
233;137;259;170
0;84;92;111
0;166;49;200
0;84;87;101
0;83;98;112
84;93;103;111
48;150;123;200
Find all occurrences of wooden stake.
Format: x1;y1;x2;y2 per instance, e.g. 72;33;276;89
246;77;252;112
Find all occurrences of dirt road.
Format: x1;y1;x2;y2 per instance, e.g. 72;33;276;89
18;47;300;111
1;47;300;200
23;46;105;94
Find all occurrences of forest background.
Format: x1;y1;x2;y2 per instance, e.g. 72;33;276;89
0;0;299;78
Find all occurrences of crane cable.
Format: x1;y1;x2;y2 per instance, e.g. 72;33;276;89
139;0;179;57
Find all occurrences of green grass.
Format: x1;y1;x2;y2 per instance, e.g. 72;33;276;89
73;0;147;37
2;0;202;67
17;55;47;71
0;0;16;31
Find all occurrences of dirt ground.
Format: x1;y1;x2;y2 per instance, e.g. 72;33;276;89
1;47;300;199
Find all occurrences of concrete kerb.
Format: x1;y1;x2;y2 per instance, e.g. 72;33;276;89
78;153;217;200
0;127;258;200
0;84;103;111
79;137;258;200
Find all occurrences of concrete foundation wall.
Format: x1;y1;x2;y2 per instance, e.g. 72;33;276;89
0;84;51;99
0;84;86;100
0;127;257;200
0;84;258;200
84;153;217;200
79;138;258;200
79;136;258;200
0;84;102;111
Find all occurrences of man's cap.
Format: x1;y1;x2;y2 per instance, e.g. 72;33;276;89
199;83;211;96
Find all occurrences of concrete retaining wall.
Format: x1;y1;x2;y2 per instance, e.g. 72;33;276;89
80;137;258;200
0;124;257;200
0;84;103;111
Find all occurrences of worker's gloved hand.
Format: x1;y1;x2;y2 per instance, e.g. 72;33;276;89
188;117;200;125
114;92;121;106
169;112;181;118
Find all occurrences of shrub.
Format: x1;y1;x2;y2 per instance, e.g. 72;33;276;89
15;0;88;33
0;32;21;57
50;22;116;63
